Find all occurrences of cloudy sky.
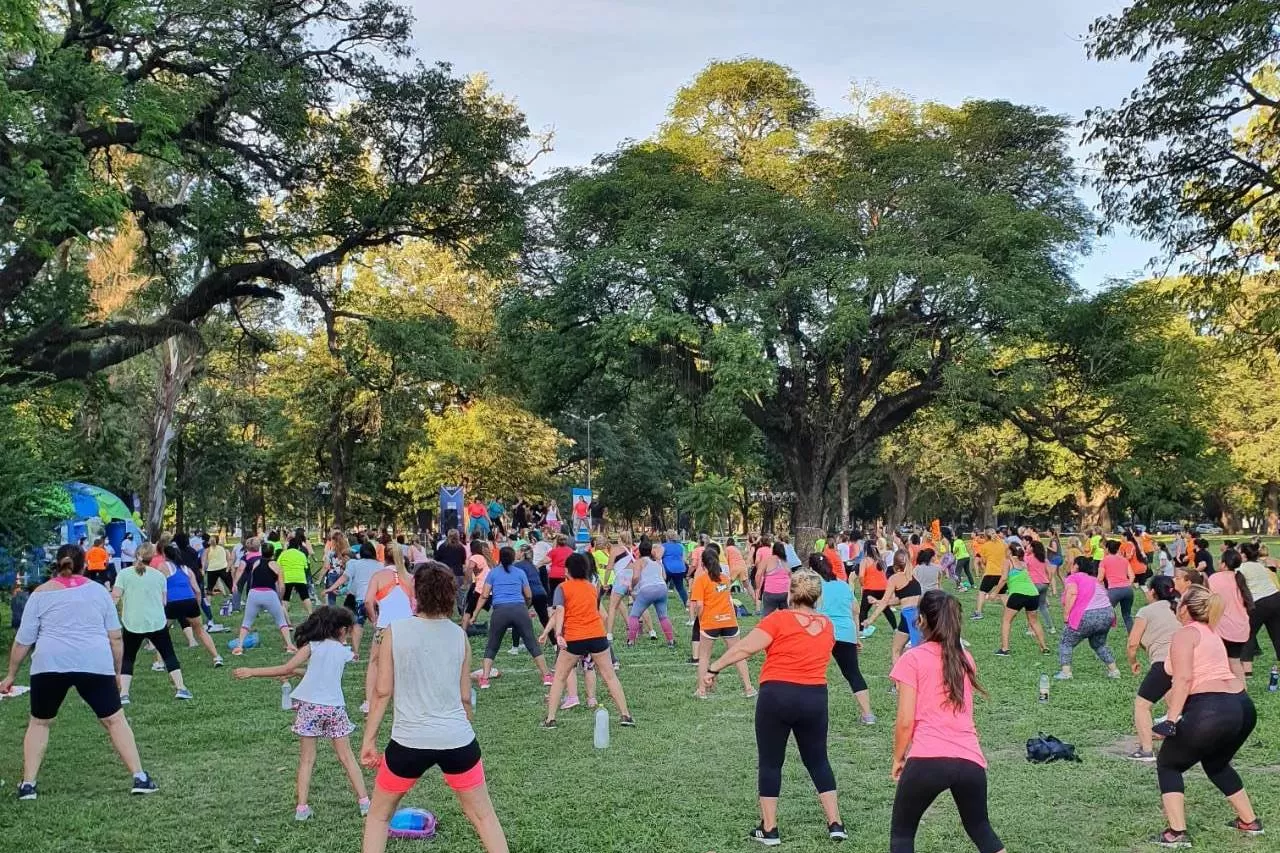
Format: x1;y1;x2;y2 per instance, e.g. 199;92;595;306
409;0;1153;288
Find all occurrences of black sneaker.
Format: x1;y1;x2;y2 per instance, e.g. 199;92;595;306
16;782;36;801
749;823;781;847
686;657;698;665
1150;828;1191;848
619;715;636;727
995;648;1011;657
539;719;557;729
1226;817;1264;836
130;772;159;795
828;821;847;840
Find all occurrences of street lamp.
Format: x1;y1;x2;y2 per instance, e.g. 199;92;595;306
566;412;606;491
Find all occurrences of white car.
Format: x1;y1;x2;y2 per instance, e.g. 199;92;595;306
1193;523;1224;535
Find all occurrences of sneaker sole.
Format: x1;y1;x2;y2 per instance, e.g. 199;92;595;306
18;793;36;801
130;787;160;795
749;836;781;847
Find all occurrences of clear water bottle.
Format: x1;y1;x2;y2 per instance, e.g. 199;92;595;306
281;681;293;710
593;706;610;749
1038;674;1050;703
470;687;477;709
1269;666;1279;693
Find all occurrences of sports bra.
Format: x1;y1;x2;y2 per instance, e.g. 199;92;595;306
898;578;922;599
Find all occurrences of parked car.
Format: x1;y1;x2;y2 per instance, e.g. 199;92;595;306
1154;521;1181;535
1193;522;1224;535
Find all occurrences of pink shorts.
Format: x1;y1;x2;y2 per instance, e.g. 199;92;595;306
375;739;485;794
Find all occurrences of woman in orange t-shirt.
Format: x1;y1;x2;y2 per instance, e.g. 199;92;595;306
704;569;845;845
856;544;897;636
690;547;755;699
541;552;633;729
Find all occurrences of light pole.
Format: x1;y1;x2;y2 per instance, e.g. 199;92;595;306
567;412;606;491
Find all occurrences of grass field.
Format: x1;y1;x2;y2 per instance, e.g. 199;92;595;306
2;586;1278;853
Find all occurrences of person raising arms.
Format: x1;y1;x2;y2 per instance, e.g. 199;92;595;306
889;590;1004;853
360;564;509;853
1148;585;1262;847
690;547;755;699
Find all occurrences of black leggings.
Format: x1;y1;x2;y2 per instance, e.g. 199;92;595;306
957;558;974;586
1157;691;1256;796
1243;593;1280;663
755;682;835;798
891;757;1003;853
831;640;867;693
121;627;180;676
860;590;898;630
510;594;550;648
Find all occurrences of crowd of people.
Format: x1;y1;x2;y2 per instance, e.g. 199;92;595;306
2;512;1275;851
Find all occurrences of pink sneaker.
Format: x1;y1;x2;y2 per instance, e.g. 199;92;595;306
559;696;580;711
478;676;491;690
542;673;553;687
587;698;598;709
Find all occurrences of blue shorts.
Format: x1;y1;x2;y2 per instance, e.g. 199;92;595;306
898;606;923;647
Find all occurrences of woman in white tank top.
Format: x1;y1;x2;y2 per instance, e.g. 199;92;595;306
360;562;509;853
360;544;414;715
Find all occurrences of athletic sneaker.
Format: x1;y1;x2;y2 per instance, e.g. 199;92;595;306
542;673;553;687
508;645;523;656
648;630;658;640
860;713;877;725
130;772;159;795
151;661;166;672
359;700;370;714
995;649;1011;657
1054;671;1073;680
213;656;224;667
749;823;781;846
686;656;698;665
206;622;228;633
175;689;193;700
539;719;558;729
685;618;696;627
1126;749;1155;762
1107;669;1122;679
1150;828;1191;848
477;676;491;689
120;694;131;706
1226;817;1264;835
1041;648;1052;655
619;715;636;727
16;782;36;801
559;696;580;711
859;626;876;639
359;797;371;817
295;805;312;822
970;612;984;620
828;822;848;841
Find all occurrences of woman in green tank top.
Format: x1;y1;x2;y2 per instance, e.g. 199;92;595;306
994;542;1049;657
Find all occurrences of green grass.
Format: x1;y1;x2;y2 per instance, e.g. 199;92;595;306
2;588;1278;853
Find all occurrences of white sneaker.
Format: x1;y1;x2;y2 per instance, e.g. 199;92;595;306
606;633;613;642
360;700;370;714
648;630;657;640
206;622;228;634
151;661;166;672
507;645;523;656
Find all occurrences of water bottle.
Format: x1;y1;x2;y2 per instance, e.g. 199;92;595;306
281;681;293;710
1269;666;1279;693
593;706;610;749
470;687;477;709
1038;674;1050;703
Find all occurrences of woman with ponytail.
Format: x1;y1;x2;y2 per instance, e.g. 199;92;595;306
889;590;1003;853
113;543;190;703
691;547;755;699
472;546;552;690
1147;585;1261;847
1;544;158;799
1207;549;1252;678
1238;541;1280;677
1124;575;1181;761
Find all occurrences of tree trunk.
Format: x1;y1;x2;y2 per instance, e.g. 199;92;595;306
886;466;912;531
1266;482;1280;536
1219;505;1238;535
329;421;355;531
1076;484;1116;531
839;467;850;531
142;337;197;539
174;431;185;533
977;481;999;529
792;485;828;559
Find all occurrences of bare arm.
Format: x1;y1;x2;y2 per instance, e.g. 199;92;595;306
234;644;312;680
708;627;772;674
361;629;395;767
1126;617;1148;673
460;641;474;722
1163;627;1197;721
891;681;917;781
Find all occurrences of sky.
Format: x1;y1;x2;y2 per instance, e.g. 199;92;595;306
409;0;1154;289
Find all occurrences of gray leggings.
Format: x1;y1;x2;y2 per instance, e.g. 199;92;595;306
1059;607;1115;668
484;603;542;660
1035;583;1055;631
242;588;288;629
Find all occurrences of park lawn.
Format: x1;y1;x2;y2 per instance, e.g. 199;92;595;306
2;588;1278;853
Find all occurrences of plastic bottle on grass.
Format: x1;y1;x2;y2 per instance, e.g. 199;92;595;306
594;706;609;749
1038;674;1050;703
281;681;293;710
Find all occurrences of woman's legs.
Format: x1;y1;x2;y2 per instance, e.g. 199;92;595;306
1035;584;1055;632
831;640;872;718
100;711;144;776
590;651;630;717
1057;622;1086;674
1135;697;1156;754
754;687;790;832
1026;612;1047;652
725;635;756;694
455;782;510;853
297;736;317;808
1108;586;1134;632
891;631;908;667
120;629;144;696
332;736;369;801
695;632;714;698
150;628;186;691
544;651;579;722
999;607;1015;651
363;787;404;853
22;717;52;783
668;572;688;607
789;688;839;823
891;758;1004;853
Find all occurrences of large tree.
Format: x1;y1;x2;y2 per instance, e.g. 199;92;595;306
1087;0;1280;339
505;63;1092;551
1;0;528;382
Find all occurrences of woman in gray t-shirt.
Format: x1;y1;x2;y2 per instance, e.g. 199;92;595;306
1126;575;1182;760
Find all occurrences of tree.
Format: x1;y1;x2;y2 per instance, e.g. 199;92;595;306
506;63;1092;553
395;399;568;503
1086;1;1280;339
1;0;529;382
677;474;738;535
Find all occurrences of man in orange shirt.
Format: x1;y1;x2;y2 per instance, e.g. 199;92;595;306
85;537;111;586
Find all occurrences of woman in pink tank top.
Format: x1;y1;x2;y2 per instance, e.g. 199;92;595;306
1147;585;1260;847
